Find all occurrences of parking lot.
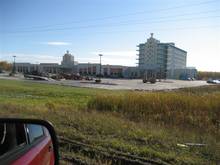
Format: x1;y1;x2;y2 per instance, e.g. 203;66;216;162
57;78;209;90
0;73;210;91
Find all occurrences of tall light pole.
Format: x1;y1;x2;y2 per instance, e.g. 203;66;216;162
87;62;89;75
99;54;103;78
12;55;16;74
159;65;162;82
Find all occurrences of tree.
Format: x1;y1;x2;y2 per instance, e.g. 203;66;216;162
0;61;12;71
197;71;220;80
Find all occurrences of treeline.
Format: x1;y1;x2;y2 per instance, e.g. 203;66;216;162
197;71;220;80
0;61;12;71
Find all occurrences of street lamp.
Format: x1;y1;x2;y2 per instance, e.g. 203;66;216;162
159;64;162;82
12;55;16;74
99;54;103;78
87;62;90;75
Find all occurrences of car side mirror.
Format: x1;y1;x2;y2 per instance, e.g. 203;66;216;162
0;118;59;165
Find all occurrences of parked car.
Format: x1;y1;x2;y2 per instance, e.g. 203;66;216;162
207;79;220;84
213;79;220;84
85;76;93;81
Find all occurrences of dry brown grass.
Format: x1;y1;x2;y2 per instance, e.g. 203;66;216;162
88;91;220;134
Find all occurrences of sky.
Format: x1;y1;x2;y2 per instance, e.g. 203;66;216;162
0;0;220;71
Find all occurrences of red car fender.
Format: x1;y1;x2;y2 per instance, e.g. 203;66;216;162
11;135;55;165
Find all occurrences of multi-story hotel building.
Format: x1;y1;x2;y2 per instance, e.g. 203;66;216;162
137;33;188;79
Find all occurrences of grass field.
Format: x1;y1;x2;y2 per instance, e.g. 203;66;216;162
0;79;219;164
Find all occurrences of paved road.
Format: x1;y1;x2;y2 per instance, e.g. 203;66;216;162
0;73;210;91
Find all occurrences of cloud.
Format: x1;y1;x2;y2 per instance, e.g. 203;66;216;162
90;51;136;58
0;53;61;64
42;42;71;46
77;57;136;66
77;50;137;66
0;50;137;67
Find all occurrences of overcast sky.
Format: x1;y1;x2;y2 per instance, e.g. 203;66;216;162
0;0;220;71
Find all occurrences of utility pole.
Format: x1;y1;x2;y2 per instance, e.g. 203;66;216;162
99;54;103;78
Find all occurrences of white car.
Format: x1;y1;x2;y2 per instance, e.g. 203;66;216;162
213;79;220;84
207;79;220;84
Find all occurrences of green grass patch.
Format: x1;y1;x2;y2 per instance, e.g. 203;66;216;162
0;79;219;164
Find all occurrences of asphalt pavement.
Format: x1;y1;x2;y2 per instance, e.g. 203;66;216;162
0;73;210;91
